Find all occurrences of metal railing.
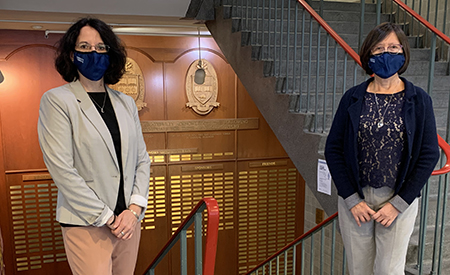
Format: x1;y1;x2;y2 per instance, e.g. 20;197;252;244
246;213;340;275
235;0;364;133
395;0;450;42
245;135;450;275
143;198;219;275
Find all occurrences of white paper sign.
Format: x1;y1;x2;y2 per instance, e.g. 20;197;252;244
317;159;331;195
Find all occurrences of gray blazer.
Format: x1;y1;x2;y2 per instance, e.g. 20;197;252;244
38;81;150;227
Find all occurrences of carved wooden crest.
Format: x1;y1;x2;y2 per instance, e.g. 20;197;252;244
186;59;219;115
110;57;147;111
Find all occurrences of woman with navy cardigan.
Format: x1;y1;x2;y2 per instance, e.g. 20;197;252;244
325;22;439;275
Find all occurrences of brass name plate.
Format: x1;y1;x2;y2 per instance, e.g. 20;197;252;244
148;148;198;155
182;164;224;172
248;160;288;168
23;174;52;181
141;118;259;133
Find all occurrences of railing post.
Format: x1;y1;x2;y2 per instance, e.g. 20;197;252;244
301;240;305;275
376;0;381;25
293;4;299;95
330;220;336;275
342;248;347;275
437;174;449;275
286;0;291;93
279;0;285;78
293;244;297;275
307;18;313;111
320;228;324;275
310;234;314;275
319;0;324;17
358;0;365;51
284;251;288;275
181;229;188;275
194;212;203;275
417;180;430;275
331;43;337;118
427;33;436;95
342;53;347;94
431;159;445;274
323;34;330;132
297;8;306;111
315;26;321;132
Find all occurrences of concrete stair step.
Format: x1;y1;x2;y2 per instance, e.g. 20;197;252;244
308;0;378;13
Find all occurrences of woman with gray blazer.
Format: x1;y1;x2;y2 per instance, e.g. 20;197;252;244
38;17;150;275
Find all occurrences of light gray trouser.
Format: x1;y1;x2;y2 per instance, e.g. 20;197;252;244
338;186;418;275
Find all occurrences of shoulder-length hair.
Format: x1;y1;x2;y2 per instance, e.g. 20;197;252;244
55;17;126;84
359;22;410;76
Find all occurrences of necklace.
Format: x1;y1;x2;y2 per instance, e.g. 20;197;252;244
89;92;107;113
373;93;392;128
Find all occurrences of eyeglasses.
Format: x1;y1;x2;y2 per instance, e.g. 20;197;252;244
371;44;403;56
75;42;110;53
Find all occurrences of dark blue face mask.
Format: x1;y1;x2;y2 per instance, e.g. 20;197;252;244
368;52;405;79
73;51;110;81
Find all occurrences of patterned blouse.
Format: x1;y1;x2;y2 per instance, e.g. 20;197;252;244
358;91;406;189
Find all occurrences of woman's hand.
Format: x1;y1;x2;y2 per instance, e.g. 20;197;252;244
372;203;399;227
350;201;376;227
111;205;142;240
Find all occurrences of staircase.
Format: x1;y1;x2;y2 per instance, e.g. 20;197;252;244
185;0;450;274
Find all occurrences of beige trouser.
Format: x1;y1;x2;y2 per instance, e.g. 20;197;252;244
338;186;418;275
61;223;141;275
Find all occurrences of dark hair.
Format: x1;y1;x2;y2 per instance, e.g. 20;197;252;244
55;17;126;84
359;22;410;76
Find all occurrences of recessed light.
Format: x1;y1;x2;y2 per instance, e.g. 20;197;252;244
32;25;43;30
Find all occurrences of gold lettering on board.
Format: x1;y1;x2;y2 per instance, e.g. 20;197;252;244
248;160;288;168
141;118;259;133
22;174;52;181
182;164;224;172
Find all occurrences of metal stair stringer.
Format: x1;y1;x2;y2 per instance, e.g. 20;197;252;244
205;5;338;216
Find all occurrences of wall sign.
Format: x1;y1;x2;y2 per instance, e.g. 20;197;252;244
185;59;219;115
110;57;147;111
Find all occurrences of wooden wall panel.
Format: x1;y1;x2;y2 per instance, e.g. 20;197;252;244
0;30;305;275
0;46;65;171
126;48;165;121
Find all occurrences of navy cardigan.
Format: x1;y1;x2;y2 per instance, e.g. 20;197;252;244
324;77;440;212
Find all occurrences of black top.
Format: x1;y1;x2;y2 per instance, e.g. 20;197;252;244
357;91;406;189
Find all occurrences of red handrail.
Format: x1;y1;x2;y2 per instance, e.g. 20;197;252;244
143;198;219;275
432;134;450;175
392;0;450;46
296;0;362;67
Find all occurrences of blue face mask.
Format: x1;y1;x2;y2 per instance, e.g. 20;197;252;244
73;51;110;81
368;52;405;79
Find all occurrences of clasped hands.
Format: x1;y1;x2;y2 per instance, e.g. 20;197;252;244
350;201;399;227
106;205;142;240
